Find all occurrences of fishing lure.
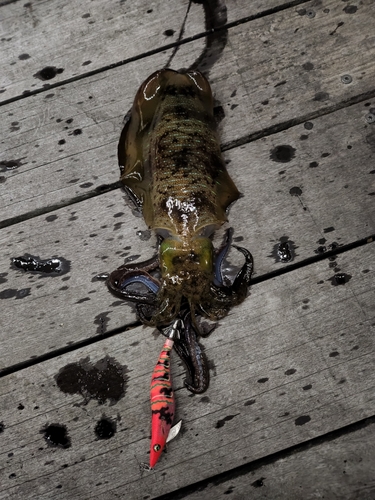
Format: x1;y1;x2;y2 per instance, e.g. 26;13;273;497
108;69;253;327
150;319;182;468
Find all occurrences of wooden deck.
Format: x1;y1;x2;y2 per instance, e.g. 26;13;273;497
1;0;375;498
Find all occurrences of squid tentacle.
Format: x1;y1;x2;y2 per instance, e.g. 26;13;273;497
107;269;160;304
231;245;254;292
174;307;210;394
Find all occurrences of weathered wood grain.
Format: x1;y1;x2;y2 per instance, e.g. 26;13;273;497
0;189;152;372
1;97;375;370
2;0;375;222
0;242;373;499
0;0;294;102
179;419;375;500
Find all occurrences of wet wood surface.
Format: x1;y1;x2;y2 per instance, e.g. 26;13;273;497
1;0;375;498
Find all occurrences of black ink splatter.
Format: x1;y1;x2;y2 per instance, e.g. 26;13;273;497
95;417;117;439
295;415;311;426
269;237;297;263
11;255;70;276
215;414;238;429
55;356;128;405
329;273;352;286
252;478;265;488
0;158;26;172
34;66;64;81
270;145;296;163
0;288;31;300
40;424;71;448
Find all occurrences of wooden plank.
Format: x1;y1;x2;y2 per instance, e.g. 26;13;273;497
0;242;374;498
0;0;291;102
176;420;375;499
0;189;153;372
2;0;375;221
1;97;375;369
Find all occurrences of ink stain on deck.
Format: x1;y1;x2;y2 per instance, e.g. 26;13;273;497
329;273;352;286
0;158;27;172
94;312;111;334
0;288;31;299
252;477;265;488
270;145;296;163
215;414;238;429
40;424;71;449
269;237;297;263
55;356;128;405
95;417;117;439
11;255;70;276
295;415;311;426
33;66;64;81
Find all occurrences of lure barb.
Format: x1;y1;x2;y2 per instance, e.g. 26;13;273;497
149;319;183;468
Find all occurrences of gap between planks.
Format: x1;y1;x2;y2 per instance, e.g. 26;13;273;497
152;415;375;500
0;0;312;107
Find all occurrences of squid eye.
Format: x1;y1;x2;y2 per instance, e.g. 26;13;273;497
153;444;161;452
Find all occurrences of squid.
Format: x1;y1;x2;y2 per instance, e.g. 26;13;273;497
108;69;253;392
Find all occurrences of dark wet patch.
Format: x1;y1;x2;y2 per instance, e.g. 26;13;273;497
277;240;293;262
329;351;339;357
95;416;117;439
303;384;312;390
289;186;303;196
270;145;296;163
34;66;64;81
313;92;330;102
70;129;82;136
329;273;352;286
323;226;335;233
46;214;58;222
215;414;238;429
295;415;311;426
304;122;313;130
269;236;297;263
0;288;30;299
257;377;269;383
343;5;357;13
136;229;152;241
40;424;71;448
244;399;256;406
0;158;27;172
251;477;265;488
11;255;70;276
200;396;210;403
285;368;296;375
94;312;111;334
0;273;8;285
302;62;314;71
76;297;90;304
164;29;175;36
0;422;4;433
55;356;128;405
